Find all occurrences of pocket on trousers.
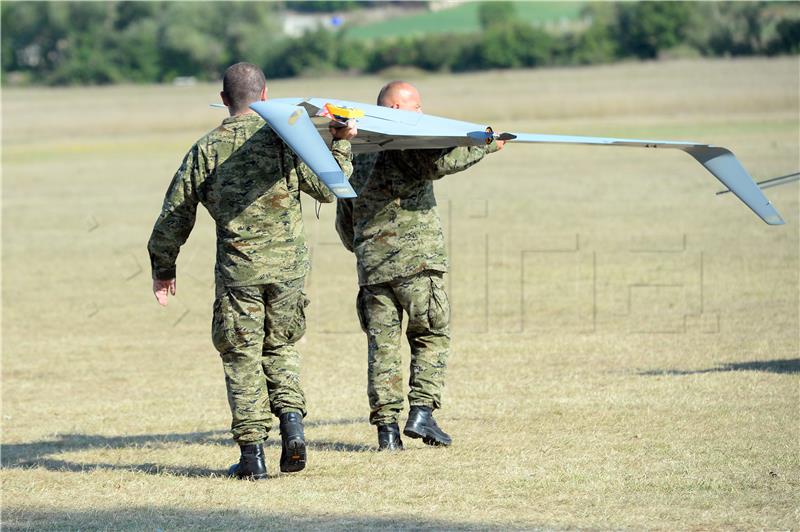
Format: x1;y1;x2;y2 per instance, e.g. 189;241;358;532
211;292;238;353
355;288;368;333
427;275;450;332
284;292;310;344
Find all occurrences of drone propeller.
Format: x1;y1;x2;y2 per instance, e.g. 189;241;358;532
717;171;800;195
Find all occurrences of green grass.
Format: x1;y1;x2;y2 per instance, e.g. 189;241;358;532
2;58;799;530
346;1;586;40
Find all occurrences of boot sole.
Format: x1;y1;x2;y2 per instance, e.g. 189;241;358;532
280;438;306;473
403;426;451;447
228;463;268;480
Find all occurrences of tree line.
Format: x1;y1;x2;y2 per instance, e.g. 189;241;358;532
2;1;798;86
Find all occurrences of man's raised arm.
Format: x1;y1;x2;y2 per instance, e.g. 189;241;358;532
398;140;505;181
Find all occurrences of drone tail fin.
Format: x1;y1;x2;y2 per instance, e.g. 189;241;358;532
684;146;784;225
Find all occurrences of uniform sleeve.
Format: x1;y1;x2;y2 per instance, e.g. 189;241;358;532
295;139;353;203
147;146;203;280
335;198;355;252
334;152;375;253
398;140;500;181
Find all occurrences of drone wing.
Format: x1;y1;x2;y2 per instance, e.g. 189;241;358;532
264;97;784;225
249;100;356;198
502;133;784;226
271;97;485;153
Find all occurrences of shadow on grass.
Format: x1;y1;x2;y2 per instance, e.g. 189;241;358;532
640;358;800;376
3;457;225;478
4;507;531;531
309;440;372;453
1;417;373;477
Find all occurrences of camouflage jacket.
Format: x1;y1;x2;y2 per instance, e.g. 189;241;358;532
336;143;498;286
148;113;352;287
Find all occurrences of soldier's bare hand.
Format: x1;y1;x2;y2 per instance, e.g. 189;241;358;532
495;139;506;150
153;278;176;306
330;119;358;140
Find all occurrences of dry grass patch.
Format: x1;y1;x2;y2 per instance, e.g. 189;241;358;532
2;57;798;530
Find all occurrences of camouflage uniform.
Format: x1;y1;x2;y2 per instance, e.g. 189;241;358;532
336;143;499;425
148;113;352;443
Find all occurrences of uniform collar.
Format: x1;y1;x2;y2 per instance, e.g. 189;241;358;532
221;112;263;126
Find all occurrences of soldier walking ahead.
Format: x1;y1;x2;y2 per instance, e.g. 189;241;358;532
148;62;355;478
336;81;503;451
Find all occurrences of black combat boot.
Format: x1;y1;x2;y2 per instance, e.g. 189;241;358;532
228;443;268;480
403;406;452;446
279;412;306;473
377;423;404;451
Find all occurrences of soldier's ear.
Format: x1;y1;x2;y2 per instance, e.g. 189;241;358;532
260;86;267;101
220;91;231;107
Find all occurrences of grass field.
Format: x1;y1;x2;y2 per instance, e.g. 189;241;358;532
346;2;585;40
2;58;798;530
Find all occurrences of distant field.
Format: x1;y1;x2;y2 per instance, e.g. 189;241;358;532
346;1;585;39
2;58;798;530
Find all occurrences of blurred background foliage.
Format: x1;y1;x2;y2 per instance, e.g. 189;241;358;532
1;0;798;86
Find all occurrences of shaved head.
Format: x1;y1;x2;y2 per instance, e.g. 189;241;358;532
221;62;267;115
377;81;422;112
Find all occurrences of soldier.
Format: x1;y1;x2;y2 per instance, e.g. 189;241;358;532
335;81;504;451
148;62;356;479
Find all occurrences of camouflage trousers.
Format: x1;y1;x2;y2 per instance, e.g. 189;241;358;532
357;271;451;426
212;277;309;444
